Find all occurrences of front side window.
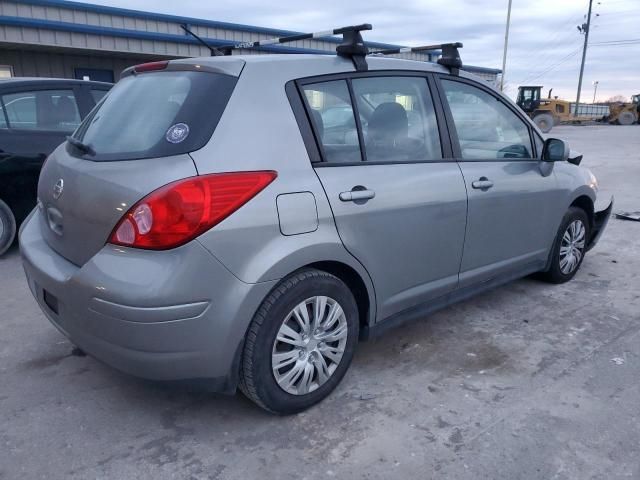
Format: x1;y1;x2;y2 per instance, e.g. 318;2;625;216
442;80;533;160
1;89;80;131
352;76;441;162
90;89;108;104
0;102;7;128
302;80;361;163
0;65;13;79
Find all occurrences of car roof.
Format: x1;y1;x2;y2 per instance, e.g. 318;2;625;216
0;77;113;88
167;54;489;89
173;53;449;74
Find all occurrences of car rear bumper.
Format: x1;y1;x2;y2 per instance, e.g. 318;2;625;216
587;193;613;251
20;210;277;392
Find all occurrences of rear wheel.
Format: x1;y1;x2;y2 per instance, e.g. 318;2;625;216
618;111;637;126
540;207;590;284
533;113;554;133
240;269;359;414
0;198;17;256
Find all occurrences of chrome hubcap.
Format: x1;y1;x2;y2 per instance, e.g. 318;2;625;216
272;296;348;395
0;216;4;238
559;219;586;274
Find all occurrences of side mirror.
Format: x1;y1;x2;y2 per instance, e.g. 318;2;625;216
542;138;570;162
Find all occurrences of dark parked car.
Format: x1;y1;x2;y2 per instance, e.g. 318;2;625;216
0;78;112;254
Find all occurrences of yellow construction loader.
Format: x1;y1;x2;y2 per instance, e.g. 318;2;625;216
606;94;639;125
516;86;609;133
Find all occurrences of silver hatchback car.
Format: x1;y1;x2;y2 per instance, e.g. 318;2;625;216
21;29;612;413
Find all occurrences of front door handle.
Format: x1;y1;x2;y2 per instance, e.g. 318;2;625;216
471;177;494;190
339;188;376;202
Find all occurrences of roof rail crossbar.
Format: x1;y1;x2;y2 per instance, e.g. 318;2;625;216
213;24;373;71
335;24;372;71
372;42;463;75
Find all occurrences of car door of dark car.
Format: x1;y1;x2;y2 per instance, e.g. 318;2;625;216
0;85;85;223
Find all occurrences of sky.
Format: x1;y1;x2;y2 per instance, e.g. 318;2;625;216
90;0;639;102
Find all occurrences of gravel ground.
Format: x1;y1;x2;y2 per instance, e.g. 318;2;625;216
1;125;639;480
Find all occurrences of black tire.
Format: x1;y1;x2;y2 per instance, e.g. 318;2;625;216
540;207;590;284
533;113;554;133
0;198;17;256
618;111;637;126
239;269;359;414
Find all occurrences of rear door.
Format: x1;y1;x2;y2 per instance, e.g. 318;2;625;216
436;76;562;287
300;73;468;321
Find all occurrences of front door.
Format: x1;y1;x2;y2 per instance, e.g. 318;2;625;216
438;77;562;287
0;87;84;221
300;75;468;321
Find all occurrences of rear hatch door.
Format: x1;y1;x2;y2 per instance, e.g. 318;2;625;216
36;63;240;266
38;148;197;266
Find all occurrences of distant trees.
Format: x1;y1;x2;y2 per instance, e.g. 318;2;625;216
606;95;628;103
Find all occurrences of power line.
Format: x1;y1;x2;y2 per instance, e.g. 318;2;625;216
515;38;583;84
590;38;640;44
590;41;640;46
519;46;583;85
508;14;584;69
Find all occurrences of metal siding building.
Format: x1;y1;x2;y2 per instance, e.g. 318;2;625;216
0;0;501;83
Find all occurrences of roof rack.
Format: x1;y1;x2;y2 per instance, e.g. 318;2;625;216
182;23;373;70
372;42;463;75
180;23;462;74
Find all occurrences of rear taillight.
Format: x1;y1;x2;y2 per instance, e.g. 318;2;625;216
134;61;169;73
108;171;277;250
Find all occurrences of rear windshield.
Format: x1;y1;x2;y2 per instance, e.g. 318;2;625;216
69;70;237;161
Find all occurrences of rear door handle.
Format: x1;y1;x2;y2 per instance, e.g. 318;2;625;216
471;177;494;190
339;189;376;202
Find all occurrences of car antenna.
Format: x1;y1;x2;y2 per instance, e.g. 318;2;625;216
372;42;463;75
180;24;226;56
215;24;373;71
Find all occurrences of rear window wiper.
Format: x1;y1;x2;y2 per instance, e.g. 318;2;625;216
66;136;96;156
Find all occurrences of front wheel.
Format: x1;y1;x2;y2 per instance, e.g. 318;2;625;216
240;269;359;414
540;207;590;284
0;198;17;256
618;111;637;126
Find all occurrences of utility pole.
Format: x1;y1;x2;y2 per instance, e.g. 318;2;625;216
575;0;594;116
592;80;599;103
500;0;513;92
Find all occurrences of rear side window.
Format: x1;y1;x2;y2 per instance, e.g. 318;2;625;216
0;89;81;131
302;80;361;163
442;80;533;160
71;71;237;161
352;76;442;162
300;75;442;164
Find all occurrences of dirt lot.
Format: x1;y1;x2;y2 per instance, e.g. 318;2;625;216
1;125;639;480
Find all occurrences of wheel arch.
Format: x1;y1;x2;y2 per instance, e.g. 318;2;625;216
229;256;376;395
304;260;374;337
569;194;595;229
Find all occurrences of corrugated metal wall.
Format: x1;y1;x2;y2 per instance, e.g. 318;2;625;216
0;49;158;78
0;1;211;57
0;0;498;83
0;0;438;60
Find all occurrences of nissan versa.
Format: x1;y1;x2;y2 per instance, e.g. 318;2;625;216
20;26;612;414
